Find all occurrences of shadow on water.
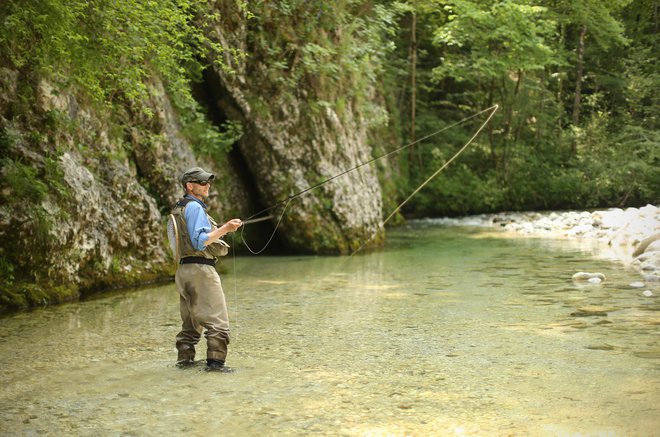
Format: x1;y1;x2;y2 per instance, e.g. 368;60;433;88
1;224;658;435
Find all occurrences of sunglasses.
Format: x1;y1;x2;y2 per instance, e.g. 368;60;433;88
192;180;211;186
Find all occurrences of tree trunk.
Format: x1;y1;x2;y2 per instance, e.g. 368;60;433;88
535;70;546;147
502;70;523;181
504;69;523;138
408;8;418;174
487;79;498;171
571;23;587;154
557;23;565;136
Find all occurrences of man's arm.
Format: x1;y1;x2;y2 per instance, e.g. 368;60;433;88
184;202;211;251
185;202;243;249
203;219;243;246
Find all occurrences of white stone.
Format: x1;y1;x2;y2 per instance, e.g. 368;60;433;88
629;281;645;288
645;240;660;253
642;290;653;297
572;272;606;281
566;224;593;236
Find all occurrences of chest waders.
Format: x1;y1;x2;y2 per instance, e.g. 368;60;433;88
167;197;231;369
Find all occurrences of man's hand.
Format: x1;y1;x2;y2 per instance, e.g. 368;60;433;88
204;219;243;247
223;218;243;233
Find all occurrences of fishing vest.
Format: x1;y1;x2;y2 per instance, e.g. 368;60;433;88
169;197;229;261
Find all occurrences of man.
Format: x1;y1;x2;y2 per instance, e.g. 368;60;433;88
170;166;242;371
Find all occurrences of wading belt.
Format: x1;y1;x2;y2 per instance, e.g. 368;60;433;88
179;257;216;266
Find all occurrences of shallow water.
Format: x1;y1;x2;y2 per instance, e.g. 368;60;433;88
1;224;658;436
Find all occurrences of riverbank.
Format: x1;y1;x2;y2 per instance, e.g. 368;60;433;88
422;204;660;285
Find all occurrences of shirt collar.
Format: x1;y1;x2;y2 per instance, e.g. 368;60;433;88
184;194;207;209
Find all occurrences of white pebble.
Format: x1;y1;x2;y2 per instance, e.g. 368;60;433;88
630;281;645;288
643;290;653;297
588;277;602;284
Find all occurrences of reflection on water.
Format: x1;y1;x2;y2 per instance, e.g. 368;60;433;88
1;225;658;436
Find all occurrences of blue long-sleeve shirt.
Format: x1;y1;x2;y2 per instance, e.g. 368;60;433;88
183;195;212;251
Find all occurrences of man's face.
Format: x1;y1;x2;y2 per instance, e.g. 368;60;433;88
187;180;211;199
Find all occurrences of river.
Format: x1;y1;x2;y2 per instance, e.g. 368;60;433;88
1;223;658;436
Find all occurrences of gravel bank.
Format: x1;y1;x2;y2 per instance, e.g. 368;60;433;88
424;204;660;284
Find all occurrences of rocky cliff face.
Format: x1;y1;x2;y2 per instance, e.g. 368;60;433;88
206;3;385;254
0;71;252;311
0;4;390;311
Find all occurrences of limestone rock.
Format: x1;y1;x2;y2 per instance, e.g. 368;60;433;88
205;3;386;254
0;74;253;310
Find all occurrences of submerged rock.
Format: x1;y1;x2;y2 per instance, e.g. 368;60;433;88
585;344;615;351
572;272;606;282
570;306;615;317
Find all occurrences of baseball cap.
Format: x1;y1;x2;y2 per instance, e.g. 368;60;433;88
180;167;215;186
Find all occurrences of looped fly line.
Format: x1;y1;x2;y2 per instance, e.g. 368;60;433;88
238;104;499;255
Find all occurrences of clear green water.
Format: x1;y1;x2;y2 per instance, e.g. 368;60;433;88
1;224;658;436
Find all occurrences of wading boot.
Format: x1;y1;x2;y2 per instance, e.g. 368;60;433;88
176;359;195;368
204;359;227;372
176;349;196;369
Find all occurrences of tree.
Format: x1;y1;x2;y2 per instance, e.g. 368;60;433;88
430;0;560;174
543;0;630;154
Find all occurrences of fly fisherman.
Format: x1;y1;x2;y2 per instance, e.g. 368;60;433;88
170;167;242;371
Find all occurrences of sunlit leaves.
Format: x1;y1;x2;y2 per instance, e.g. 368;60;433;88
0;0;232;112
431;0;560;84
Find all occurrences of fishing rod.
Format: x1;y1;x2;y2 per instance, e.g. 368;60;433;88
241;215;274;225
239;104;500;254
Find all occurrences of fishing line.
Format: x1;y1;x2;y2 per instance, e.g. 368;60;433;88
351;104;500;255
239;104;499;255
241;198;293;255
230;232;239;339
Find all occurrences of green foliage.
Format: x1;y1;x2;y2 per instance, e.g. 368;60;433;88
410;109;658;215
0;0;250;198
1;158;49;202
548;0;630;49
0;125;18;157
387;0;657;216
245;1;396;124
185;118;244;161
0;256;14;286
432;1;561;83
0;0;233;113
